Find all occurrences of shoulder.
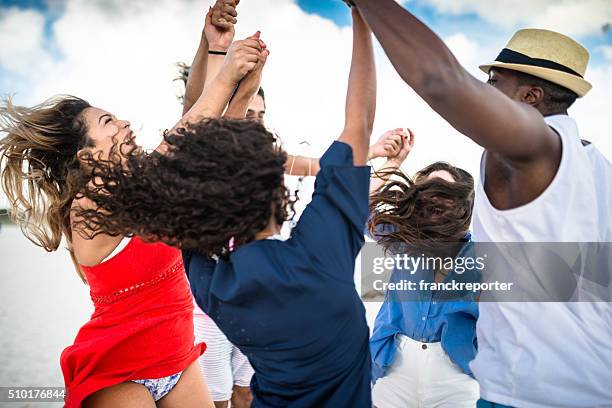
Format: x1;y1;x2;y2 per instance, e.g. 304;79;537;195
72;232;124;267
70;197;124;267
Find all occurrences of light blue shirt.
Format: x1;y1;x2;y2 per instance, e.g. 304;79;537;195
369;230;480;383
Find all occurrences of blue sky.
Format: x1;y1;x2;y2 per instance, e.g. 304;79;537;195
297;0;611;64
2;0;610;63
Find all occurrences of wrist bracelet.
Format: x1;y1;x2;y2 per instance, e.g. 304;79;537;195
208;50;227;55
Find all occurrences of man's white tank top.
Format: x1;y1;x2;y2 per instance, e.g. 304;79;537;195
470;115;612;408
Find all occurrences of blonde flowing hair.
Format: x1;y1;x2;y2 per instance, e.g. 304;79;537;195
0;95;92;281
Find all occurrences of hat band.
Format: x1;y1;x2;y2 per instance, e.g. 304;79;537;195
495;48;583;78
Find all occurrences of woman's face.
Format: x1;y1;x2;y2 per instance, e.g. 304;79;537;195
246;94;266;124
80;106;135;159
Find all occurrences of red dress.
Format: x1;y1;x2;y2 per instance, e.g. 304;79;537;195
60;237;206;407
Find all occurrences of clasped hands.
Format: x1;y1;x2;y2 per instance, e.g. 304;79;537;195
206;0;268;101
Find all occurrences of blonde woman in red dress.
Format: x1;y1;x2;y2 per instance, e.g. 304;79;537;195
0;1;266;406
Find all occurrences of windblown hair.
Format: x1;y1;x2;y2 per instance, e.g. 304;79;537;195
369;162;474;251
74;118;296;257
0;95;92;280
175;62;191;103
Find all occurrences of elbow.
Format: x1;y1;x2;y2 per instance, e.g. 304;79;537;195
344;118;374;141
420;72;451;105
418;64;467;107
362;115;375;138
350;106;376;138
366;104;376;136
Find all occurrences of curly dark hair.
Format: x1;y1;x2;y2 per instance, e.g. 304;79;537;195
73;118;296;257
368;162;474;251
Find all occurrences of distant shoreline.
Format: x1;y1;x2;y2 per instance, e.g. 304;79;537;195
0;209;12;224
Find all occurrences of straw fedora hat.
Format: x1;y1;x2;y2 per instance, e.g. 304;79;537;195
480;28;592;97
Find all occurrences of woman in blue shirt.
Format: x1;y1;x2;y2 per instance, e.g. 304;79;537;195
367;135;480;408
73;6;376;408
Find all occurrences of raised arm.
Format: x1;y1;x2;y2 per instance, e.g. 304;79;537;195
284;9;375;175
338;7;376;166
203;0;239;97
284;130;411;178
182;0;238;115
154;35;261;154
182;19;209;116
352;0;555;162
172;34;262;129
225;35;269;119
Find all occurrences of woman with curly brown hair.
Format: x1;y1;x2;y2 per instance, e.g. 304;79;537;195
71;7;376;407
0;3;264;406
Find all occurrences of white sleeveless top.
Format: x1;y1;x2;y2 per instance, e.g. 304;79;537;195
470;115;612;408
100;237;132;262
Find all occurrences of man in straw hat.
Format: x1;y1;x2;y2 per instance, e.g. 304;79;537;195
349;1;612;407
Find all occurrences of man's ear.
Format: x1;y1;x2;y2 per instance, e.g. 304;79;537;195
522;86;544;107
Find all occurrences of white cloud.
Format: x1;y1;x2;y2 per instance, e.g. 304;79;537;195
425;0;612;38
0;0;610;212
598;45;612;61
571;64;612;156
0;7;50;72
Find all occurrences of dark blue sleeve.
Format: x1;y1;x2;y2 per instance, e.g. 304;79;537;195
290;141;371;281
182;249;216;314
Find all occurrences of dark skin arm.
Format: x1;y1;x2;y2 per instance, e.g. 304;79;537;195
352;0;561;208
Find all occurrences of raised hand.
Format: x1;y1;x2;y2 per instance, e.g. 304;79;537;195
368;128;414;193
390;128;414;164
234;40;269;102
369;128;413;161
219;32;264;86
206;0;239;51
212;0;239;28
224;34;268;119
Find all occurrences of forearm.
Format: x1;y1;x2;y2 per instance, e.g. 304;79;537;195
339;9;376;166
369;159;401;194
204;54;227;97
353;0;552;159
224;93;252;119
285;155;320;176
353;0;461;97
183;32;210;115
187;72;235;119
203;37;232;103
167;71;236;139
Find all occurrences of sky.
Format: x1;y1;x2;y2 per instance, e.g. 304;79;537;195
0;0;611;209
